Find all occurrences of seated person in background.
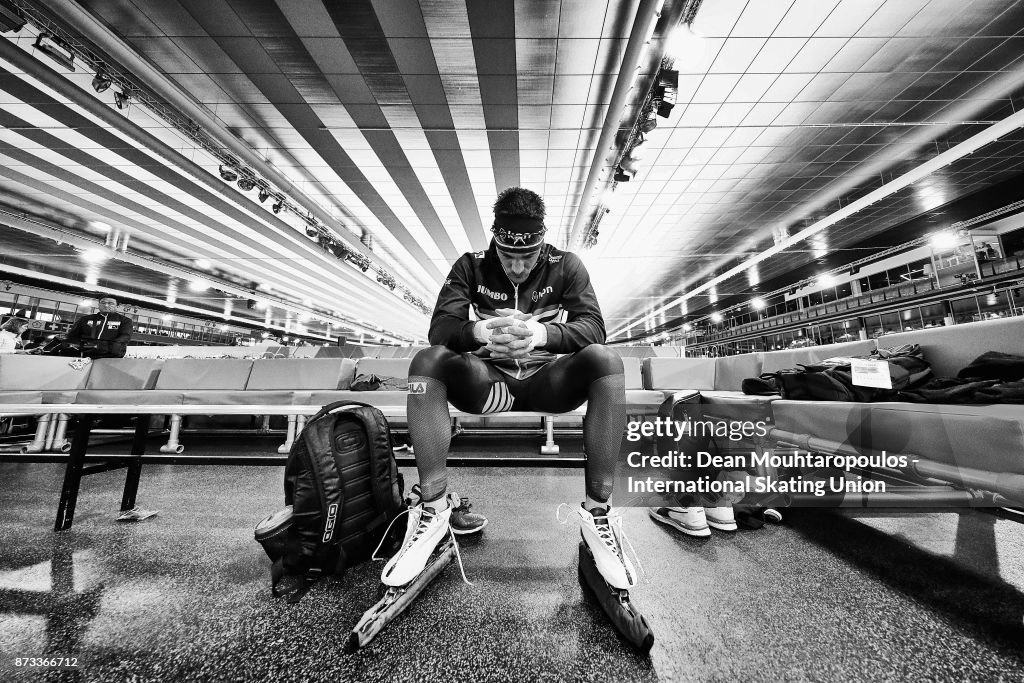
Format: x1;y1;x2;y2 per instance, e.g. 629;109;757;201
0;316;29;353
381;186;638;593
65;294;134;359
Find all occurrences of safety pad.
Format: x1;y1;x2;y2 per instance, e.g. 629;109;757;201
642;357;716;391
761;339;876;374
881;317;1024;377
772;400;1024;475
624;389;667;409
154;359;253;390
246;358;357;390
180;390;295;405
714;354;764;391
85;358;164;390
354;358;412;383
0;355;93;391
74;389;185;405
305;390;408;408
699;391;779;422
621;357;644;390
0;390;43;404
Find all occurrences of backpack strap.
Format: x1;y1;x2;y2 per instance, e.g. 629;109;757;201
299;411;346;545
345;404;399;531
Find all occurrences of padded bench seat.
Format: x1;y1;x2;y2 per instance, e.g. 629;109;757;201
0;355;93;403
772;400;1024;475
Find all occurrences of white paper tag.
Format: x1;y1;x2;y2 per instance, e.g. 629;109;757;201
850;359;892;389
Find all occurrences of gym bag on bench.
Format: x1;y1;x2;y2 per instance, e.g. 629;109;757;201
255;401;405;601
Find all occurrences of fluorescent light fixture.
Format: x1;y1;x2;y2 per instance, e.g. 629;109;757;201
34;33;75;71
930;231;959;249
80;247;109;263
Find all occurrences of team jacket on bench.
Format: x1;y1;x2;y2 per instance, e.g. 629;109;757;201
428;241;606;379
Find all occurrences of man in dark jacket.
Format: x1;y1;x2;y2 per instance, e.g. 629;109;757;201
65;294;134;359
381;187;637;593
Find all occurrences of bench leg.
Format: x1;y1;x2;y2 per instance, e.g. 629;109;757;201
278;415;297;454
540;416;559;455
53;414;71;453
159;415;184;454
121;415;151;512
259;415;271;433
43;414;60;451
56;416;94;531
26;414;51;453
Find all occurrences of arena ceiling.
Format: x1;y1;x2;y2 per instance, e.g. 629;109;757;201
1;0;1023;344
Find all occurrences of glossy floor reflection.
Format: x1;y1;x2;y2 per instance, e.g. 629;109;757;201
1;436;1023;682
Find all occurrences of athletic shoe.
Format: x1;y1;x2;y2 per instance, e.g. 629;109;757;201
447;493;487;535
380;502;452;587
576;505;637;590
647;506;711;538
407;485;487;535
704;506;738;532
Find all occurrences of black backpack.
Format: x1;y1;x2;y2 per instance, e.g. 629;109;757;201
255;401;405;600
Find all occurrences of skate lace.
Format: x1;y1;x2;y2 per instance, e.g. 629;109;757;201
555;504;646;581
371;505;473;586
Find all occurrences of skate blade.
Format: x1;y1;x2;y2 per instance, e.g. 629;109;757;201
347;537;456;651
578;542;654;653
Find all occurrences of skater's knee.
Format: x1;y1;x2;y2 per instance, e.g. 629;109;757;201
410;345;462;378
577;344;623;379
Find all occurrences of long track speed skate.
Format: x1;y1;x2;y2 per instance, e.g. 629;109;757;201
347;534;456;651
578;541;654;653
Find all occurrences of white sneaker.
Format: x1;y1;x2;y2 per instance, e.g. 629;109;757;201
577;505;637;590
704;506;738;532
381;503;452;587
648;506;711;538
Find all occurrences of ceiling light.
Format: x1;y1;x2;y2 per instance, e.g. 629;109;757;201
710;312;723;323
682;323;692;332
113;90;130;110
258;188;270;203
91;71;112;93
272;199;283;214
237;177;256;192
818;273;837;287
219;165;238;182
188;280;208;292
33;33;75;71
930;231;959;249
194;258;211;269
80;247;109;263
751;297;766;310
613;166;633;182
654;69;678;118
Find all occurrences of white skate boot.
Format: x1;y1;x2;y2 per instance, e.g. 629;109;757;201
576;505;637;590
381;502;452;587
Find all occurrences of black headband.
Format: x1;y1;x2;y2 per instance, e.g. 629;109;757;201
492;215;546;252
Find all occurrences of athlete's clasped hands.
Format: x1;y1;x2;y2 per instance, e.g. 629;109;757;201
473;307;546;359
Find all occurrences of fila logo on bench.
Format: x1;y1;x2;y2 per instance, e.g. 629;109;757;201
408;382;427;394
322;503;338;542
